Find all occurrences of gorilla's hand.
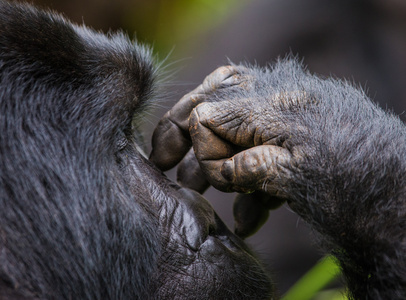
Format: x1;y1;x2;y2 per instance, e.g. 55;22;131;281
187;89;308;195
152;59;406;299
150;65;248;174
150;62;309;237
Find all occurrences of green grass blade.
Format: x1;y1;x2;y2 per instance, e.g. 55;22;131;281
281;255;343;300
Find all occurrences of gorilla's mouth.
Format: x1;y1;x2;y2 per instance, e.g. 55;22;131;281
153;179;274;298
174;187;251;253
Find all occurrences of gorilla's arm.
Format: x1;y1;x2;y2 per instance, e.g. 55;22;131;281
151;60;406;299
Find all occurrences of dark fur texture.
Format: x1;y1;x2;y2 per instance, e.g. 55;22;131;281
282;62;406;299
0;1;272;299
0;1;158;298
208;60;406;299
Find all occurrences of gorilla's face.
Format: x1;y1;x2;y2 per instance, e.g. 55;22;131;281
0;2;272;299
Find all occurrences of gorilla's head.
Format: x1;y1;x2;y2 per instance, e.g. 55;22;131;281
0;1;272;299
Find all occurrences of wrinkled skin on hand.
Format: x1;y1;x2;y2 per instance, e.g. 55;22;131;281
150;65;304;238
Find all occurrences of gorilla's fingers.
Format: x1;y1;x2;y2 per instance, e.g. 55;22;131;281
150;87;206;170
150;66;246;171
189;107;236;191
234;191;286;239
200;65;248;92
177;149;210;194
150;116;192;171
221;145;292;196
190;103;292;194
233;192;270;239
192;100;257;148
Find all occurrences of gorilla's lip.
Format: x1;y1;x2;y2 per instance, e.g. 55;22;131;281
174;187;251;254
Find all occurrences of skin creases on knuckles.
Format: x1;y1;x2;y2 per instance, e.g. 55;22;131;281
185;92;296;196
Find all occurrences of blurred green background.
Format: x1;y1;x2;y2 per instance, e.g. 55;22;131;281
25;0;406;297
31;0;245;61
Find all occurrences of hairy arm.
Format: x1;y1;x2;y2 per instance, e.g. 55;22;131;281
151;59;406;299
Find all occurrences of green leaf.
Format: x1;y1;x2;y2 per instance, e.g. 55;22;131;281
282;255;345;300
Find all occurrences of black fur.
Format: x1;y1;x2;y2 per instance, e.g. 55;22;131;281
0;1;272;299
283;62;406;299
0;1;158;298
210;59;406;299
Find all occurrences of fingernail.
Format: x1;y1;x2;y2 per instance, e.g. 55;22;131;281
221;158;234;181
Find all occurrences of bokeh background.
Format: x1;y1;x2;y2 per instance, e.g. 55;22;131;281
26;0;406;295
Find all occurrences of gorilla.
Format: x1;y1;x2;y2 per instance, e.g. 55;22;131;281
0;1;405;299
